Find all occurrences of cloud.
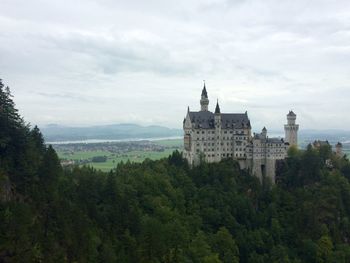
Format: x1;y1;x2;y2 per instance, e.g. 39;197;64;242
0;0;349;130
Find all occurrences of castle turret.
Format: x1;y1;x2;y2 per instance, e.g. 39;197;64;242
214;100;221;128
284;111;299;147
214;100;221;162
261;127;267;139
183;106;193;163
200;82;209;111
335;142;344;157
215;100;220;114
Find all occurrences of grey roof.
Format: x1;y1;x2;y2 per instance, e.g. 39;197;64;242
201;84;208;98
188;111;250;129
287;110;296;116
253;133;284;143
313;140;330;147
267;137;285;144
215;101;221;114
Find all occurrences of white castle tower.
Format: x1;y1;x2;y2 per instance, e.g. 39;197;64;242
284;111;299;147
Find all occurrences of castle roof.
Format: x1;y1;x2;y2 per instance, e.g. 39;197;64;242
287;110;296;117
215;100;221;114
201;84;208;98
266;138;285;144
313;140;330;148
253;133;285;144
336;142;343;147
188;111;250;129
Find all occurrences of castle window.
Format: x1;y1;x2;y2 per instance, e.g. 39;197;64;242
197;131;199;134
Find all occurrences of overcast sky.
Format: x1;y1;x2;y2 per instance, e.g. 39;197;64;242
1;0;350;132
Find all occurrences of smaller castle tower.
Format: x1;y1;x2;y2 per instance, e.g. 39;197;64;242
200;82;209;111
335;142;344;157
261;127;267;138
284;111;299;147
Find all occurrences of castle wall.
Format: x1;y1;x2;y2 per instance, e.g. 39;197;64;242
183;88;297;183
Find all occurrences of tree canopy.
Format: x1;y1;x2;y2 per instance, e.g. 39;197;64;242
1;78;350;262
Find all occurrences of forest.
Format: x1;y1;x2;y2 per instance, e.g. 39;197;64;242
1;78;350;263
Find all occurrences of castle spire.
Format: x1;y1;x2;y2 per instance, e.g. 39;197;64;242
201;80;208;98
215;99;220;114
200;81;209;111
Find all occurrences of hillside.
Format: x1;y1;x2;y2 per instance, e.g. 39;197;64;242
2;79;350;262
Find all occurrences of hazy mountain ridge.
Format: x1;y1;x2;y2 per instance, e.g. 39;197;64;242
41;123;183;142
42;123;350;144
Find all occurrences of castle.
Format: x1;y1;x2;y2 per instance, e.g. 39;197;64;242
183;84;299;182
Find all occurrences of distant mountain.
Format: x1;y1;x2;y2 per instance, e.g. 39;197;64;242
299;129;350;145
41;123;182;142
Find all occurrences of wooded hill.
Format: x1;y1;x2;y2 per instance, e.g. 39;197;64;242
1;78;350;263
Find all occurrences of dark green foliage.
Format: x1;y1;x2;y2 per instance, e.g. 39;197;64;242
91;156;107;163
2;78;350;262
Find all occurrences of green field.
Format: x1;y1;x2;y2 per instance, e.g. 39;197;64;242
57;139;183;172
153;139;183;147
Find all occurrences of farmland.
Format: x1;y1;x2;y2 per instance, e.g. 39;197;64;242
54;139;183;171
